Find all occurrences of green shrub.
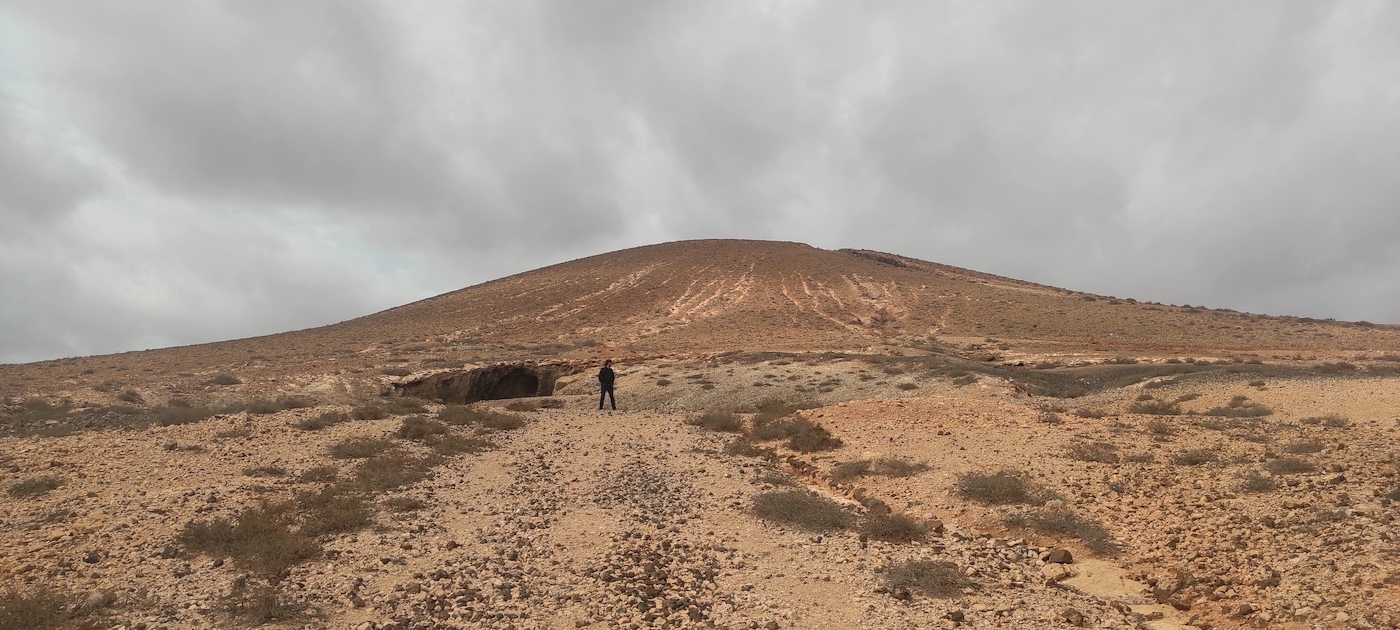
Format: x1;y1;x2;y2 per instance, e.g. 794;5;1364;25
751;490;852;531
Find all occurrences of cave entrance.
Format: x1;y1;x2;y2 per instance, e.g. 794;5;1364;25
391;363;563;405
488;368;540;400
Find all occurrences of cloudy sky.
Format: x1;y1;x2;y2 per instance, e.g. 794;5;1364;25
2;1;1398;363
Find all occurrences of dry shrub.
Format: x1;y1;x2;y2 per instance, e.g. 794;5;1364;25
1123;452;1155;463
297;411;349;431
383;497;427;512
955;470;1053;505
1144;419;1176;436
1004;511;1117;554
951;374;977;386
1266;457;1316;474
1284;440;1324;454
723;439;776;460
751;490;852;531
296;466;337;484
751;417;843;452
350;403;389;421
295;485;372;536
8;476;63;498
1238;471;1276;493
896;382;918;391
1073;408;1107;419
0;586;94;630
328;437;394;460
208;374;241;386
153;405;213;426
426;433;494;456
1067;441;1120;464
1205;395;1272;418
241;465;287;478
685;410;743;432
860;512;928;543
179;502;319;577
352;452;438;492
831;457;928;483
396;416;449;441
1128;399;1181;415
505;400;538;412
220;581;305;625
755;471;798;486
215;426;252;439
879;560;968;598
1171;449;1217;466
437;405;524;430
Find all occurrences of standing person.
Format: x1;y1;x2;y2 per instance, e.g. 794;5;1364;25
598;359;617;410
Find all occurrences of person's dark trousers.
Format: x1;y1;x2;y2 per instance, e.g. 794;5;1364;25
599;385;616;410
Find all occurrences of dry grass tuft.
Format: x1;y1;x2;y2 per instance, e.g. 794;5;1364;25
179;502;319;577
352;451;439;493
1171;449;1217;466
1284;440;1324;454
751;490;853;531
1205;395;1272;417
395;416;449;441
859;512;929;543
220;581;305;625
7;476;63;498
751;416;843;452
426;433;495;456
0;586;94;630
1237;471;1276;493
685;410;743;432
1128;398;1181;415
328;437;395;460
295;485;372;536
879;560;968;598
296;411;349;431
1266;457;1316;474
1004;511;1118;554
830;457;929;483
1067;441;1120;464
955;470;1054;505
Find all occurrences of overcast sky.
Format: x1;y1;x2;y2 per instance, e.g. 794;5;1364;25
2;1;1398;363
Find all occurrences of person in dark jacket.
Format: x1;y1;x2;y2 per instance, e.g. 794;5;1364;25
597;359;616;410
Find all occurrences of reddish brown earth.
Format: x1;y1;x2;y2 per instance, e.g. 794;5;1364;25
2;239;1398;630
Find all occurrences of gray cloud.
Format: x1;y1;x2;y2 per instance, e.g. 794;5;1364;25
2;0;1398;362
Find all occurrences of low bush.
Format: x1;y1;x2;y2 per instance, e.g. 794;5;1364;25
328;437;394;460
396;416;449;441
153;405;214;426
685;410;743;432
860;512;928;543
1284;440;1324;454
220;582;305;625
215;426;252;439
505;400;538;412
117;390;143;404
896;382;918;391
296;466;337;484
955;470;1052;505
1172;449;1217;466
1004;511;1117;554
751;490;853;531
352;452;438;492
1144;419;1175;436
436;405;524;430
1067;441;1120;464
1238;471;1276;493
723;439;776;460
7;476;63;498
1073;408;1107;419
179;502;319;577
350;403;389;421
1123;452;1155;463
1266;457;1316;474
830;457;929;483
1128;399;1181;415
295;485;372;536
1205;395;1272;417
426;433;494;456
750;417;843;452
879;560;968;598
297;412;349;431
383;497;427;512
208;374;242;386
0;586;90;630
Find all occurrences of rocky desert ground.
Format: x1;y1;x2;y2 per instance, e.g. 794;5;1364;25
3;241;1399;630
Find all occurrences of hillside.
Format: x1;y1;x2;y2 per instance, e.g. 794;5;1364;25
3;240;1400;630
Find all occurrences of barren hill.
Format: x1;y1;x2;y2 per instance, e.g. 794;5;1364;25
3;240;1400;630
